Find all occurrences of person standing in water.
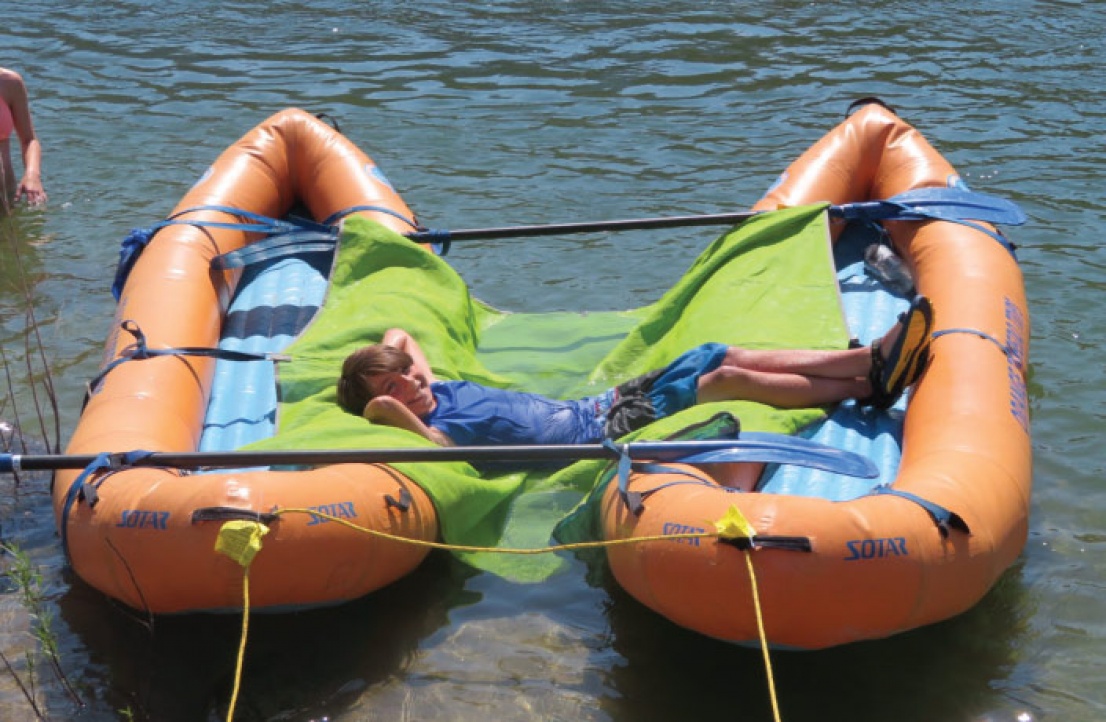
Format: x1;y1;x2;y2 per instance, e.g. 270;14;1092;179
0;67;46;208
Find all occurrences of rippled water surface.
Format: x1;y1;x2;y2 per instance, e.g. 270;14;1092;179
3;1;1106;720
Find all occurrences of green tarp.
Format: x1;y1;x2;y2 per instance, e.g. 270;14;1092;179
245;204;849;580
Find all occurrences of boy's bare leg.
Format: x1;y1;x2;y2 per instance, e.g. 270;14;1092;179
697;365;869;408
718;317;905;379
718;345;871;380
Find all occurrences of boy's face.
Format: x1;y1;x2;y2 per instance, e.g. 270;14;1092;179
366;365;436;417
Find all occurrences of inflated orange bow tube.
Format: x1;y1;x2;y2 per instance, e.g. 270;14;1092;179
601;103;1031;648
55;109;438;613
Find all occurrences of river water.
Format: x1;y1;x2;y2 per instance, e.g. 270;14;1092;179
3;1;1105;720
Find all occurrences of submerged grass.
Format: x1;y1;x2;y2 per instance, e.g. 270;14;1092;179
2;191;74;718
1;204;60;463
1;542;84;718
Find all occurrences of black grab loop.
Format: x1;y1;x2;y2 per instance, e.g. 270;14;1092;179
314;112;341;134
845;97;897;118
719;534;814;552
871;486;970;538
384;485;414;513
191;507;280;525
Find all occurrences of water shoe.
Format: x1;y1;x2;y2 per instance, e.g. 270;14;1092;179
865;295;933;409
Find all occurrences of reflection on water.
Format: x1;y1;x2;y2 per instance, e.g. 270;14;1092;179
57;552;471;721
604;567;1035;722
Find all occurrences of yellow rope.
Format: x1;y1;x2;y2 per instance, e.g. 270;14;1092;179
224;566;251;722
713;505;782;721
273;506;716;552
214;504;782;722
213;520;268;722
742;549;781;722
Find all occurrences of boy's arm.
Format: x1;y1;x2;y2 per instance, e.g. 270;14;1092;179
381;328;436;382
364;396;454;446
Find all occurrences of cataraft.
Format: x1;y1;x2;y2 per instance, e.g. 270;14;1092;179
586;100;1031;649
32;102;1028;649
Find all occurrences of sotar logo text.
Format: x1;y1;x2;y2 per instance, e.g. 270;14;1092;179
116;510;170;530
305;501;358;526
661;521;704;547
843;537;908;561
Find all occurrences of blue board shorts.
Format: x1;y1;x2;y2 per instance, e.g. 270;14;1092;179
599;342;728;439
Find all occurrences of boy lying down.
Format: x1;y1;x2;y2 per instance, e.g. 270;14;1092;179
336;297;932;490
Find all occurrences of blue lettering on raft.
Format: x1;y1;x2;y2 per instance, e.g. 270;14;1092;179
661;522;704;546
1004;297;1030;433
844;537;908;561
305;501;358;526
115;510;170;530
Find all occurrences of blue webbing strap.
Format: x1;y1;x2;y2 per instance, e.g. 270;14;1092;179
610;442;970;538
597;447;813;552
931;328;1013;359
164;205;336;235
83;321;288;410
210;231;339;270
321;204;419;229
115;205;311;299
603;439;731;515
635;462;716;485
631;462;719;508
59;450;155;562
870;486;970;538
836;189;1020;257
628;461;809;544
314;204;440;257
603;439;642;515
113;205;366;300
113;227;157;301
840;204;1016;256
883;186;1026;226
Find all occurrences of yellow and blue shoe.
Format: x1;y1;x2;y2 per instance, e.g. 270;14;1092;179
865;295;933;409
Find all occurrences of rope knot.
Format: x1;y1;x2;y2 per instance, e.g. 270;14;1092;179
215;520;270;568
714;504;757;542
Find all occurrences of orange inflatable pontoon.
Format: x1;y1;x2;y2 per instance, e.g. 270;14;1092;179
55;109;439;613
599;102;1031;648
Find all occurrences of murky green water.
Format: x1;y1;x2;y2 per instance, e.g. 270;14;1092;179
3;1;1105;719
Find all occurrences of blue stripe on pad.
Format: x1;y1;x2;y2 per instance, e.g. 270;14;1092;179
758;223;908;500
199;256;330;457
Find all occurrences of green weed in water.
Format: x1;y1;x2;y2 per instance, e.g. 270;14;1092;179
1;542;83;718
